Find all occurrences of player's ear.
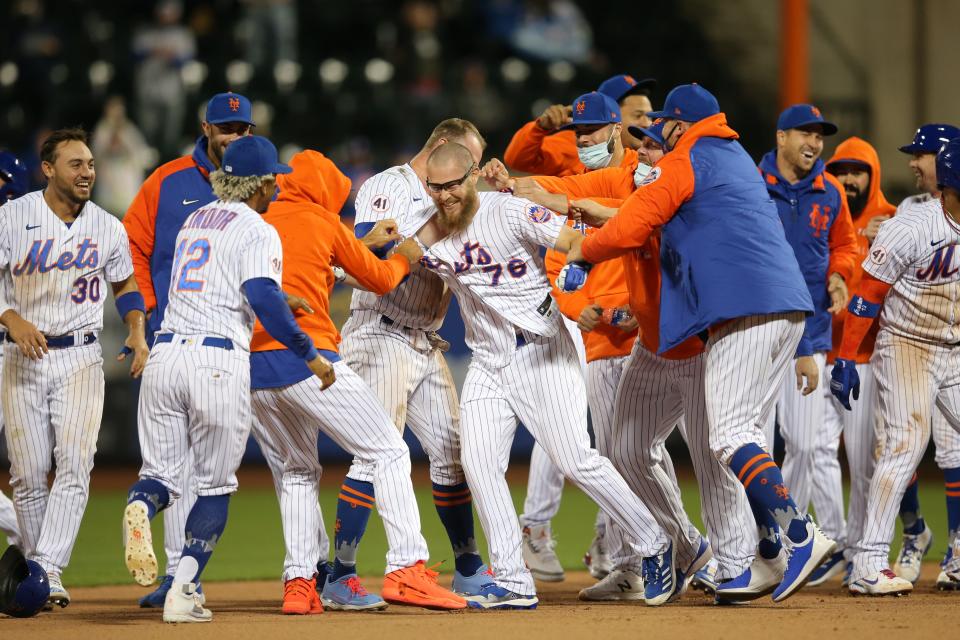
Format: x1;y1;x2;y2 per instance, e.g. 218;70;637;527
40;160;55;180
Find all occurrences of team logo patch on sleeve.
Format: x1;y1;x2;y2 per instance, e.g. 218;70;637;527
638;167;661;187
869;246;887;265
528;204;552;223
371;195;390;213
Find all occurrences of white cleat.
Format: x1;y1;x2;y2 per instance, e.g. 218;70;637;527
583;530;613;580
578;569;645;601
163;582;212;623
46;572;71;608
124;501;158;587
893;523;932;584
936;570;960;591
522;523;564;582
849;569;913;596
714;553;786;603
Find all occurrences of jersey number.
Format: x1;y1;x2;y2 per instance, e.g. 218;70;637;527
70;275;101;304
481;259;527;285
174;239;211;291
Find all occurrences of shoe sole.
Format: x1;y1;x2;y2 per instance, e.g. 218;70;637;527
48;595;70;608
849;588;912;597
163;614;212;623
465;597;539;610
715;583;778;603
937;582;960;591
124;502;158;587
530;569;565;582
578;590;645;601
322;598;389;611
383;594;466;610
772;539;838;603
807;560;846;587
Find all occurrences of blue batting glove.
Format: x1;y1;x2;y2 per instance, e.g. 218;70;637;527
830;358;860;411
556;262;591;292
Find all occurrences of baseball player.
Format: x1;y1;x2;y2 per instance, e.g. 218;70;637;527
494;121;754;601
250;149;467;614
0;150;29;551
124;92;331;607
417;142;681;610
565;84;837;603
338;118;490;593
0;128;150;609
830;137;960;595
812;135;899;587
121;136;335;623
504;74;656;176
758;104;859;584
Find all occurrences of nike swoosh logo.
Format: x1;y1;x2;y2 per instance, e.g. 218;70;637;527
862;578;879;585
25;224;41;230
412;197;422;202
182;199;200;206
931;239;945;246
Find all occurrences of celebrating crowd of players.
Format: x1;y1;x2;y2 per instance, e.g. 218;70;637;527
0;73;959;621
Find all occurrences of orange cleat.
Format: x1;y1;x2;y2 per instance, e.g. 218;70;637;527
382;561;467;610
282;577;324;615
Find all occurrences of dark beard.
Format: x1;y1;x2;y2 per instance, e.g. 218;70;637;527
437;189;478;233
846;190;868;216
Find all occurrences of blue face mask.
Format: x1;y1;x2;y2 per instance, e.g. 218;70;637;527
633;162;653;187
577;130;616;169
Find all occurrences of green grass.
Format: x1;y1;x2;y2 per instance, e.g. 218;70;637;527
1;478;952;586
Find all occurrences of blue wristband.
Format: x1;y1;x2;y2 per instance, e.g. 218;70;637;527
116;291;146;318
847;295;881;318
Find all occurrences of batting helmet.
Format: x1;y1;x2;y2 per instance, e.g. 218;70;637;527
899;124;960;155
0;151;29;202
0;546;50;618
936;137;960;193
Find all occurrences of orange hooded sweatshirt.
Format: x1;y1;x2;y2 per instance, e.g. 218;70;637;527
825;137;897;363
250;150;411;354
504;119;639;177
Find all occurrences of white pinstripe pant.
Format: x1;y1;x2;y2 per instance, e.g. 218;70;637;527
0;350;22;546
340;310;463;486
253;361;429;576
460;329;667;595
852;333;960;581
606;343;756;580
2;342;104;574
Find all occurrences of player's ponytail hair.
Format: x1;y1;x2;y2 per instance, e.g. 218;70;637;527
210;170;274;202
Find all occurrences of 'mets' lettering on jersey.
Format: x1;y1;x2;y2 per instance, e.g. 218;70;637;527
12;238;99;275
915;244;959;281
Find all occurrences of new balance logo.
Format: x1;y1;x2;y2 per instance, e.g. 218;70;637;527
617;580;632;592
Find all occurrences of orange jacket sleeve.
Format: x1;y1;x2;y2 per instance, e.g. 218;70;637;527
837;273;891;360
826;175;860;283
544;246;592;321
504;121;581;177
332;221;410;295
533;166;629;200
581;155;695;264
123;170;161;310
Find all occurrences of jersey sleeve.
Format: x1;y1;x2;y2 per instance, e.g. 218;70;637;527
507;199;565;249
123;169;161;309
861;219;916;284
240;224;284;287
354;172;409;225
332;219;411;294
105;219;135;283
504;121;580;177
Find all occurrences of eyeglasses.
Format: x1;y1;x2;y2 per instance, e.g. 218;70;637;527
426;164;475;193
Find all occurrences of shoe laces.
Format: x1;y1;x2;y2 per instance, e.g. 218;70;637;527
527;528;559;553
900;536;923;560
641;554;668;586
285;578;313;598
344;576;369;596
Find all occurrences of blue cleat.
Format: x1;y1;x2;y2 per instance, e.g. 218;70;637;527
140;575;204;608
691;563;719;595
452;564;495;596
772;517;837;602
315;561;335;594
807;550;846;586
714;553;785;603
465;583;538;610
321;573;388;611
641;540;678;606
841;560;853;587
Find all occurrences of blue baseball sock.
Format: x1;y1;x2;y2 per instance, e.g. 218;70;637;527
432;481;483;576
127;478;170;519
333;477;374;581
173;494;230;584
730;444;808;546
944;467;960;541
899;472;925;535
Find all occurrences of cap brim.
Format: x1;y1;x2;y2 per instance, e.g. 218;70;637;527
645;110;671;120
786;119;838;136
207;117;256;126
619;78;657;98
627;125;663;145
274;163;293;175
558;119;619;131
898;144;924;154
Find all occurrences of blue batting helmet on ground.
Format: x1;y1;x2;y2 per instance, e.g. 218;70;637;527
0;151;29;201
936;137;960;193
0;546;50;618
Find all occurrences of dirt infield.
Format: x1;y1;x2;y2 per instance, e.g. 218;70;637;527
2;567;954;640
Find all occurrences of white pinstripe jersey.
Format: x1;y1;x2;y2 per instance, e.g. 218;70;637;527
161;200;282;349
865;196;960;344
420;192;564;367
0;190;133;333
349;164;449;330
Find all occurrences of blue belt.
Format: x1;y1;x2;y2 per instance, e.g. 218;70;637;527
4;332;96;348
380;315;415;332
154;333;234;351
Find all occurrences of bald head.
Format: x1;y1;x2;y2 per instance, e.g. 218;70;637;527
427;141;475;177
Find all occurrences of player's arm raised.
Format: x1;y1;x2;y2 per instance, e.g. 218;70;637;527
110;275;149;377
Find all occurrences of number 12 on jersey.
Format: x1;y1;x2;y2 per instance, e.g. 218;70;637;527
173;238;211;292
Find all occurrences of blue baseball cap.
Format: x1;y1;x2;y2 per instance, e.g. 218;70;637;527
628;118;666;146
597;74;657;103
559;92;621;130
776;104;838;136
221;136;291;177
647;84;720;122
899;123;960;154
205;92;255;126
